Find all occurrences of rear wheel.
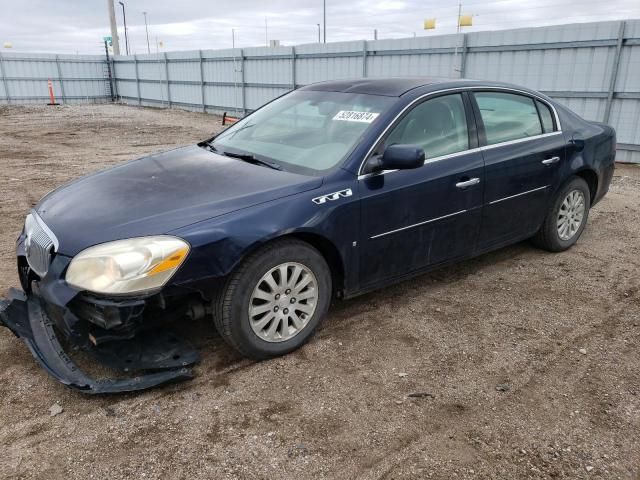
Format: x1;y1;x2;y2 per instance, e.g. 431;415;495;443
213;239;331;359
532;176;591;252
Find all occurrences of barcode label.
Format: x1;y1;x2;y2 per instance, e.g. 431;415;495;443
333;110;380;123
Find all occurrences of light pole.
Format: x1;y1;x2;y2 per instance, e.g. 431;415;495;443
265;17;268;47
107;0;120;56
317;24;321;43
452;3;462;77
143;11;150;54
452;3;473;78
118;1;129;55
323;0;326;43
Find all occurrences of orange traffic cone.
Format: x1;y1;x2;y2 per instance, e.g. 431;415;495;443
47;79;59;105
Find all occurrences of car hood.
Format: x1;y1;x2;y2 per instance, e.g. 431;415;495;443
36;145;322;256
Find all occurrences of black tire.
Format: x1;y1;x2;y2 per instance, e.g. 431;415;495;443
213;239;332;360
532;176;591;252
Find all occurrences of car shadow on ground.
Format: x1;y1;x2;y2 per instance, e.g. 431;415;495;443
172;239;539;386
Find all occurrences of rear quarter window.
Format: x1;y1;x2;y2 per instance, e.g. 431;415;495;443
536;99;556;133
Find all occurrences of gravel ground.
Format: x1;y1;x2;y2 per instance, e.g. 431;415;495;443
0;104;639;480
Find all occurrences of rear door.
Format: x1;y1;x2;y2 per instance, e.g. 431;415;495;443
471;91;565;251
358;92;484;288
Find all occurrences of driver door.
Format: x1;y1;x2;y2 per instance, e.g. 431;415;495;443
358;92;484;289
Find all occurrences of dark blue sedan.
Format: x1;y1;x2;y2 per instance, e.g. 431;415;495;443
0;78;616;393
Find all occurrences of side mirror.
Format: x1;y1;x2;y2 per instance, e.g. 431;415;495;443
367;144;425;173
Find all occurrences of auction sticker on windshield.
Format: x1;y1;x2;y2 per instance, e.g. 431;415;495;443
333;110;380;123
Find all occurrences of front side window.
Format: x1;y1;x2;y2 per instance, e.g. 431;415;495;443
212;90;395;175
475;92;543;145
383;93;469;159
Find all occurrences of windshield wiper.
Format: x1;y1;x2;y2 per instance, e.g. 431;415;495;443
201;143;282;171
222;151;283;171
200;140;221;152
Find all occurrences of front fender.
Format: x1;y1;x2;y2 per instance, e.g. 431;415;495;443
169;181;360;293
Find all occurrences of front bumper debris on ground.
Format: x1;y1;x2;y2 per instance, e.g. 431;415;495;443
0;288;200;394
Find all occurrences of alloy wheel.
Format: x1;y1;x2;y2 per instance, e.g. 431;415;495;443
557;189;586;241
248;262;318;342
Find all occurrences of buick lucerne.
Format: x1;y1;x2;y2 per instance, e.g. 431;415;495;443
0;78;616;393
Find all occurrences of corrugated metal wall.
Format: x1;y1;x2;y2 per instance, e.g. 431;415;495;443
1;20;638;162
111;19;640;162
0;52;111;103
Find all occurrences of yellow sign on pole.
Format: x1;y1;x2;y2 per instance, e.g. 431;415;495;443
459;15;473;27
423;18;436;30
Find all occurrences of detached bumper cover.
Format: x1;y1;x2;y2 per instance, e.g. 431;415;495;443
0;288;197;394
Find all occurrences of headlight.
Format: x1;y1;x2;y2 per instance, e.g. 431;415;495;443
66;236;190;294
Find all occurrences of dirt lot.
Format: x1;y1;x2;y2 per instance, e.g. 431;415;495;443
0;104;639;479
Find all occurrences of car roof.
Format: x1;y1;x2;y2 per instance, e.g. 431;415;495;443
299;77;449;96
299;77;547;99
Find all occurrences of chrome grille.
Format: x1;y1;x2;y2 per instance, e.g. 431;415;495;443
24;214;56;278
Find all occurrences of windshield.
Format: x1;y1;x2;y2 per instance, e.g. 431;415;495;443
211;90;395;175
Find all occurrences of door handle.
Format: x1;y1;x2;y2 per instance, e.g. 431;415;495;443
455;178;480;189
542;156;560;165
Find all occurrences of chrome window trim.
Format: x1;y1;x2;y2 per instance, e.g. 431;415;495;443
358;146;484;180
480;131;563;151
356;85;563;177
370;209;467;239
488;185;549;205
357;131;563;181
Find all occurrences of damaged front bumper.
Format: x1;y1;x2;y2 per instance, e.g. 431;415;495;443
0;287;200;394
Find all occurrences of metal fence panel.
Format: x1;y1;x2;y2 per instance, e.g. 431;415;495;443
0;51;109;103
137;60;165;80
611;99;640;148
1;21;639;162
113;60;135;79
115;79;138;99
466;47;614;92
245;86;289;111
109;20;640;161
245;58;291;85
203;59;237;83
295;40;365;84
138;81;164;102
555;97;607;122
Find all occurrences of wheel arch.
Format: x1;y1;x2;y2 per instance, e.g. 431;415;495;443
231;231;346;298
574;168;598;204
287;232;345;296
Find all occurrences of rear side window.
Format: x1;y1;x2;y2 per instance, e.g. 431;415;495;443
536;99;556;133
475;92;542;145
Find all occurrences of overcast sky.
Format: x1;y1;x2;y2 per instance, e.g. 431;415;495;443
1;0;639;55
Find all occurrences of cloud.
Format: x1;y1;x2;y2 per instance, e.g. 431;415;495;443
0;0;637;54
371;1;408;11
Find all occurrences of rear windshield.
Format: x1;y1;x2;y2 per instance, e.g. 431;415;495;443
211;90;395;175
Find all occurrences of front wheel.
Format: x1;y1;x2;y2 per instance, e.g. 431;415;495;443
532;176;591;252
213;239;332;359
